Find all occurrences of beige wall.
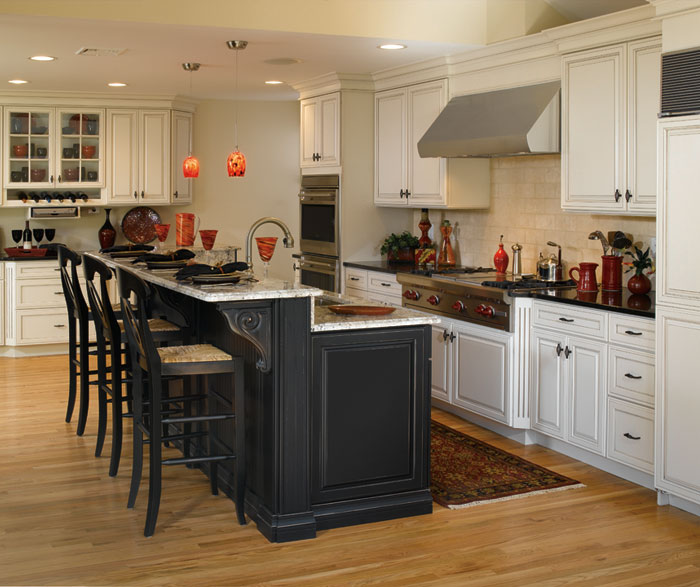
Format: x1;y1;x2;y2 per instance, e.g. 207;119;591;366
415;155;656;285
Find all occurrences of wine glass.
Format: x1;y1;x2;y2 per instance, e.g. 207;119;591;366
44;228;55;242
199;230;218;263
32;228;44;247
153;224;170;252
255;237;278;280
11;229;22;247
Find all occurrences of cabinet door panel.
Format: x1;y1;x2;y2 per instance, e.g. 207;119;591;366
627;39;660;214
171;111;193;203
107;110;139;203
375;89;407;205
407;81;445;206
431;324;450;403
140;111;170;204
319;94;340;166
452;322;510;424
563;46;625;211
656;309;700;503
531;329;565;438
567;336;606;455
300;99;317;167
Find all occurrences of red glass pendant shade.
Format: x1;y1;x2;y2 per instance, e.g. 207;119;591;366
182;155;200;178
227;150;246;177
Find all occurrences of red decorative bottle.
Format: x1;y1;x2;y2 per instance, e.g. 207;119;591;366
493;234;509;274
98;208;116;250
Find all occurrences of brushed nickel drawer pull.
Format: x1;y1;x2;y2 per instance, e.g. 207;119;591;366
623;432;641;440
624;373;642;380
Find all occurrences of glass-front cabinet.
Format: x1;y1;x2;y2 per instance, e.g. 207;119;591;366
3;107;105;202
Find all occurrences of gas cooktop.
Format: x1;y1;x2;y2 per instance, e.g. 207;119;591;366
410;265;495;277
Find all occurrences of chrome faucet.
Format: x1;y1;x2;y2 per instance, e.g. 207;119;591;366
245;217;295;271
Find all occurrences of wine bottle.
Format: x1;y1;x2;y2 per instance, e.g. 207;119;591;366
66;192;76;203
18;191;28;204
42;191;52;203
79;192;88;202
22;220;32;250
54;192;64;203
30;192;40;203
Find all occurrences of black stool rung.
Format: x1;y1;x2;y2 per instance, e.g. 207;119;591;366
143;393;207;406
209;389;232;408
144;431;208;444
163;454;235;466
161;413;235;425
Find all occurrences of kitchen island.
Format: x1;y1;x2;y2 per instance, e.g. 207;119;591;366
90;253;438;542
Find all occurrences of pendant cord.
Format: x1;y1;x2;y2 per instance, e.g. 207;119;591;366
234;47;239;151
188;71;193;157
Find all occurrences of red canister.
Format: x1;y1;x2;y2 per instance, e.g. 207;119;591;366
601;255;623;291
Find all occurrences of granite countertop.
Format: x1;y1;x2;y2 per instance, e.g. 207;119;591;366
89;252;323;303
310;293;440;332
343;259;416;275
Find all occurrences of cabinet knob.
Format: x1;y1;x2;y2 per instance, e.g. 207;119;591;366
174;190;178;198
625;189;632;202
57;175;62;183
442;329;449;341
564;346;571;359
399;189;406;198
133;191;138;199
50;175;54;183
556;343;563;356
405;190;411;198
141;190;144;198
614;189;622;202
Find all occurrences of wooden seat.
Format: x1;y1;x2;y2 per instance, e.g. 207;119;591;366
82;254;187;477
117;266;246;537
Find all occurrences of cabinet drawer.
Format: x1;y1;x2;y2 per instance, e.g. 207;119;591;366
344;286;368;301
532;301;607;339
607;398;654;473
15;309;95;345
366;290;402;307
367;273;401;296
608;314;655;351
15;279;65;309
15;262;61;279
344;268;367;290
608;347;655;407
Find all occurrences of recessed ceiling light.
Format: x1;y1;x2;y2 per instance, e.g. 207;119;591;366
8;79;29;84
108;82;127;87
29;55;56;62
265;80;284;85
378;43;406;50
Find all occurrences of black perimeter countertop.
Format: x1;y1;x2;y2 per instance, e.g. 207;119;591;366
343;260;655;318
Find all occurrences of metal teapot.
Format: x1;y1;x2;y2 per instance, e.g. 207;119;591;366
537;241;563;281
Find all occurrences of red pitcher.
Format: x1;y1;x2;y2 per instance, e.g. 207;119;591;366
569;262;599;292
175;213;200;247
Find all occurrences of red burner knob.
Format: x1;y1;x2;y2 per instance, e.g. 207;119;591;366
427;295;440;306
452;300;465;312
403;289;420;301
475;304;495;317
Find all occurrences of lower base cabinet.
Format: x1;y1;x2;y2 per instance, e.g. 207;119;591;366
311;327;430;505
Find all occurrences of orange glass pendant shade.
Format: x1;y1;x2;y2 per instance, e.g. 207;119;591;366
227;150;246;177
182;155;200;178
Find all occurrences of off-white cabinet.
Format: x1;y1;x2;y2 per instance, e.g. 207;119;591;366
300;93;340;169
431;316;512;426
655;115;700;507
531;302;608;455
561;37;660;215
171;110;193;204
106;109;170;205
0;263;4;346
343;267;402;306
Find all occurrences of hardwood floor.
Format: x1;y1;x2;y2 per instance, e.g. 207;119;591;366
1;355;699;586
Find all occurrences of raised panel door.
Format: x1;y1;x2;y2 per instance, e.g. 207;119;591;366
375;89;407;205
656;308;700;505
106;109;139;203
171;111;193;203
530;328;566;439
452;321;510;425
407;81;446;207
430;323;450;403
567;335;606;455
300;98;317;167
139;110;170;204
318;93;340;166
626;38;660;215
562;45;626;211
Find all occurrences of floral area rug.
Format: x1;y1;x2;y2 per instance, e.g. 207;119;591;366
431;420;584;509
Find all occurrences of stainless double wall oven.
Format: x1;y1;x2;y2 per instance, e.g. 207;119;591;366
297;174;340;292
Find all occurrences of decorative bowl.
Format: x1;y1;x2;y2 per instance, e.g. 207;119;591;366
63;168;79;181
13;144;28;157
30;168;46;182
81;145;96;159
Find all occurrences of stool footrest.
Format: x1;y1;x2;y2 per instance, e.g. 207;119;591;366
161;413;235;424
144;431;208;444
163;454;235;466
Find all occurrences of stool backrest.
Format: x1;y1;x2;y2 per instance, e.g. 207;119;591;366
116;267;160;373
57;245;88;321
82;254;120;344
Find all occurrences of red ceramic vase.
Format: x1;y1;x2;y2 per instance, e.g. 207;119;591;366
98;208;116;249
627;273;651;295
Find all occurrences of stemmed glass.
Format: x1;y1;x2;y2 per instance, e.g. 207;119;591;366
11;230;22;248
199;230;218;263
32;229;44;247
44;228;55;243
255;237;278;280
153;224;170;252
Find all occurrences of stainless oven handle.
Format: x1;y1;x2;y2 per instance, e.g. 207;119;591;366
299;192;337;204
299;261;336;276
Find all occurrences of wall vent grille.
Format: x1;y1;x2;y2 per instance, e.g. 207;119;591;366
661;48;700;116
75;47;127;57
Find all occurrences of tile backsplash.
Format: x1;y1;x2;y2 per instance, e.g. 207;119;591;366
418;155;656;284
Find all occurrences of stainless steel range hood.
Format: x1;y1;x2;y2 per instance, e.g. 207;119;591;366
417;81;561;158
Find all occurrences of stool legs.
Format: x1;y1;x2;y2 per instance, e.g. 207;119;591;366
76;320;91;437
66;317;77;423
128;365;145;510
144;374;163;538
94;341;108;458
108;343;125;477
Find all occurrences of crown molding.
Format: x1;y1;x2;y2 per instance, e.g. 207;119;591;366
0;90;197;111
292;73;374;100
649;0;700;17
372;56;451;92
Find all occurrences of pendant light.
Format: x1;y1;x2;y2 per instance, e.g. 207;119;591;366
226;40;247;177
182;62;200;178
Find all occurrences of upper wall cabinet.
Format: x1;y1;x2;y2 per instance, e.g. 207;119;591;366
105;109;171;205
171;110;193;204
374;80;489;209
3;108;105;197
561;37;661;216
300;92;340;169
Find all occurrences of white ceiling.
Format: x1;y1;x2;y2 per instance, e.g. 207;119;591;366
0;1;650;102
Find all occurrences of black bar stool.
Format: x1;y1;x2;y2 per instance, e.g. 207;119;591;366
57;245;97;436
117;267;246;537
82;254;187;476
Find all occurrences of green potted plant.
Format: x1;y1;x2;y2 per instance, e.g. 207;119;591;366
381;231;420;263
624;245;654;295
